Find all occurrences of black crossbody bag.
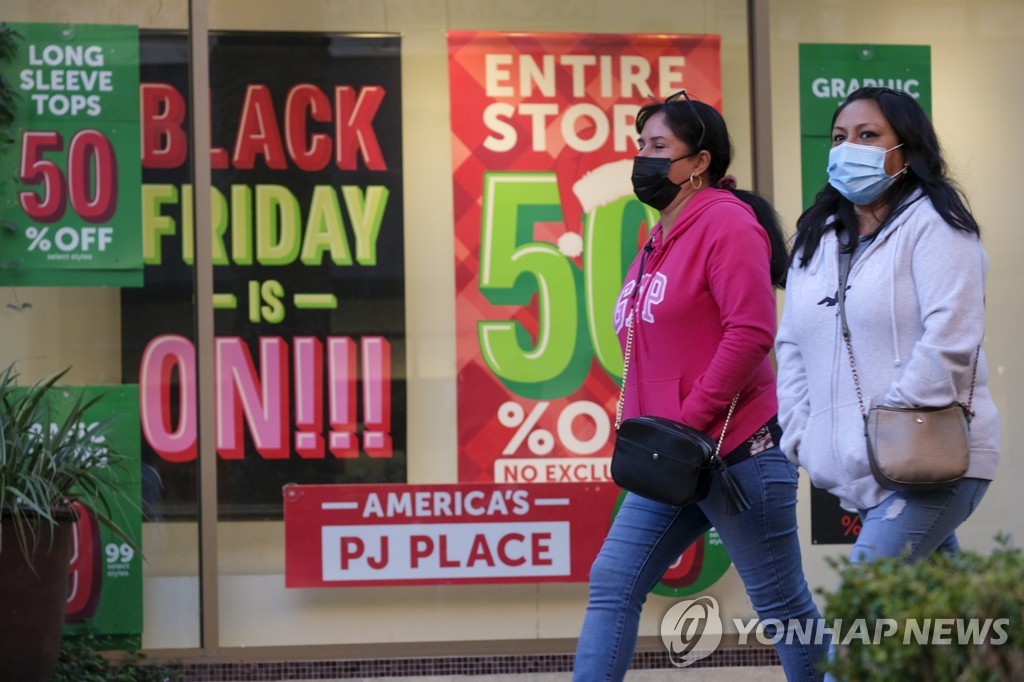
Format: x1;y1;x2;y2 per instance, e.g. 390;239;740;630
609;240;750;512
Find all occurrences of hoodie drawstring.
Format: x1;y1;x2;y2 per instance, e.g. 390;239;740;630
887;227;903;366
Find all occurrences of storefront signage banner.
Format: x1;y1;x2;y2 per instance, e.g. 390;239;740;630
120;32;406;518
447;30;721;485
798;43;931;544
284;482;620;587
52;386;143;644
0;22;143;287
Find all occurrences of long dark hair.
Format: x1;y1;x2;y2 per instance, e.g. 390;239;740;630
793;86;980;267
636;95;789;287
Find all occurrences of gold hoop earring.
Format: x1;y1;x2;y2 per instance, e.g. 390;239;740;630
690;172;703;190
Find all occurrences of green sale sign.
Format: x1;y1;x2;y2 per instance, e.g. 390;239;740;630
0;23;142;286
11;382;144;642
798;43;931;209
56;385;143;644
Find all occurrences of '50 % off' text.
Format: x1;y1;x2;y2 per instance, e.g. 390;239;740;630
495;400;613;484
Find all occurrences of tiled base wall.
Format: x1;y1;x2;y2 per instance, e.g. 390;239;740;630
173;648;781;681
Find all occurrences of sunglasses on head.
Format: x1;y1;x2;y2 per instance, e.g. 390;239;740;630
665;89;707;150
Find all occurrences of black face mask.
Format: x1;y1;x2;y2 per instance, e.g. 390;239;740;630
630;154;693;210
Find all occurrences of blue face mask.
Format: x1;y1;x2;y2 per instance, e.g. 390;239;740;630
827;141;906;205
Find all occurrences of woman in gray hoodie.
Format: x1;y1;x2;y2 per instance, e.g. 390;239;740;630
775;86;998;563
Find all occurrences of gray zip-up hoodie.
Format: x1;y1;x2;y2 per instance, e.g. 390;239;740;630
775;193;999;511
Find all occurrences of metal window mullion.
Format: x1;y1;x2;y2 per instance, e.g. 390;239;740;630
748;0;774;202
188;0;219;656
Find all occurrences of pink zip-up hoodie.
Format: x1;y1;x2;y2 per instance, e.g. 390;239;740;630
614;188;779;456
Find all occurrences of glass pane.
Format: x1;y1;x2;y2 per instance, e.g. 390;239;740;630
202;0;753;651
0;2;199;652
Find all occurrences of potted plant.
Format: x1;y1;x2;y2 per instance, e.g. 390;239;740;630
0;363;137;682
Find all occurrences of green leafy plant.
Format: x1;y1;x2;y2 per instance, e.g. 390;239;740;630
0;363;137;562
52;635;183;682
0;23;19;147
0;23;22;268
820;534;1024;681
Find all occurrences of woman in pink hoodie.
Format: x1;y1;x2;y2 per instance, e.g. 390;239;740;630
573;92;828;681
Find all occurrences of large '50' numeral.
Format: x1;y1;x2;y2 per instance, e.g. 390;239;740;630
19;129;118;223
477;171;654;399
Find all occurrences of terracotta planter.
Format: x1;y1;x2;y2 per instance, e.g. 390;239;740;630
0;510;75;682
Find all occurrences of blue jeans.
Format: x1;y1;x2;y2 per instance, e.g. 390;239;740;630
850;477;990;563
820;478;990;682
574;447;829;681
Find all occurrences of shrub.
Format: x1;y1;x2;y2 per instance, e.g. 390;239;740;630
51;635;183;682
820;535;1024;681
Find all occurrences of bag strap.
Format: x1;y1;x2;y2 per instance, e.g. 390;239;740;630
614;237;739;454
613;237;653;431
836;244;979;422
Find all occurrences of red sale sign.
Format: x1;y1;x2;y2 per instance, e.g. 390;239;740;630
448;31;722;484
284;482;620;587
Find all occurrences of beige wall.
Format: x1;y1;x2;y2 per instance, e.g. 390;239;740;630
3;0;1021;658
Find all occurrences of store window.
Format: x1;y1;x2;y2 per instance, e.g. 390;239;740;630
2;0;765;661
25;0;1024;672
194;0;755;653
0;0;201;654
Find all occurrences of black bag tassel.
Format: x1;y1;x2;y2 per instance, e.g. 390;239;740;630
711;455;751;514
